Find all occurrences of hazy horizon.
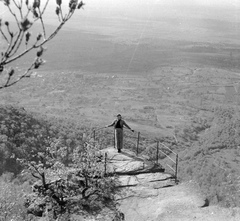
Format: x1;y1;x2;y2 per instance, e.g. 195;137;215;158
1;0;240;73
1;0;240;23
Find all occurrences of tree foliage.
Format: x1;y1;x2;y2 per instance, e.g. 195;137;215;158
0;105;85;175
179;106;240;207
198;107;240;150
22;141;120;220
0;0;84;89
0;172;33;221
0;105;123;220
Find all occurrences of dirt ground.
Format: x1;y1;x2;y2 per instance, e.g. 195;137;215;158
119;181;240;221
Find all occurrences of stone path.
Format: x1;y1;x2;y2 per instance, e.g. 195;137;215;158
100;147;240;221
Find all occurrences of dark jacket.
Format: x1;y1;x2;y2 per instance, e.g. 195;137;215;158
108;119;131;130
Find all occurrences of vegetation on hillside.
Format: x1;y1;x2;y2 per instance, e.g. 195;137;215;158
0;173;31;221
0;105;85;175
1;102;240;220
0;105;122;220
179;106;240;207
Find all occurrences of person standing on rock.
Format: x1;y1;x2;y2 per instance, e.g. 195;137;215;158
106;114;134;153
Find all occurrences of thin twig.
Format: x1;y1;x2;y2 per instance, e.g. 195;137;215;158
6;5;20;29
6;23;12;37
41;0;50;15
31;172;41;180
25;6;31;17
12;0;20;9
4;21;66;65
3;30;22;62
31;163;46;186
0;28;9;43
4;71;12;86
3;34;14;62
66;10;75;20
13;0;23;19
9;31;24;57
0;62;34;89
38;8;46;39
59;5;64;22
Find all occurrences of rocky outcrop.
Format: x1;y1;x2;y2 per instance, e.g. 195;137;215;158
99;147;178;220
100;148;165;173
100;147;174;187
100;148;212;221
100;148;240;221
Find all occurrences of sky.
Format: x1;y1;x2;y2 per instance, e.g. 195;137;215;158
79;0;240;10
0;0;240;44
56;0;240;25
1;0;240;17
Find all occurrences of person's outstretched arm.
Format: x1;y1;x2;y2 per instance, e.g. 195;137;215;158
106;120;115;128
123;120;134;132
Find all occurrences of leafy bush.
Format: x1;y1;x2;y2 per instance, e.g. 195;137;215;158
22;140;120;220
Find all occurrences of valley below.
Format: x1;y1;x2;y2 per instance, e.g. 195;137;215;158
1;64;240;138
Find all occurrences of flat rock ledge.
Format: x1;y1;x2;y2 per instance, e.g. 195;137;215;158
100;147;175;189
100;147;166;175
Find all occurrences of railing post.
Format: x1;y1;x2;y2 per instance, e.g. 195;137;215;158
156;141;159;164
113;128;115;148
136;132;140;156
104;152;107;176
175;154;178;184
93;130;96;147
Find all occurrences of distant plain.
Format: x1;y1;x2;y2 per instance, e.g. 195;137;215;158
1;2;240;136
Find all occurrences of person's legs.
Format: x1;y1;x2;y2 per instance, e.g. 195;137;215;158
115;129;119;149
115;128;123;152
119;129;123;150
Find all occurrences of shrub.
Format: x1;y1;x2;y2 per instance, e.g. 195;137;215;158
0;173;30;221
22;140;120;220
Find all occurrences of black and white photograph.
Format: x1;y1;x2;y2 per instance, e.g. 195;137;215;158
0;0;240;220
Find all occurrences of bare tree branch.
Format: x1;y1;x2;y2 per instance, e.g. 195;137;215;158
0;61;34;89
8;30;24;57
13;0;24;19
6;4;20;29
0;27;9;43
41;0;50;16
38;8;46;38
0;0;84;89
